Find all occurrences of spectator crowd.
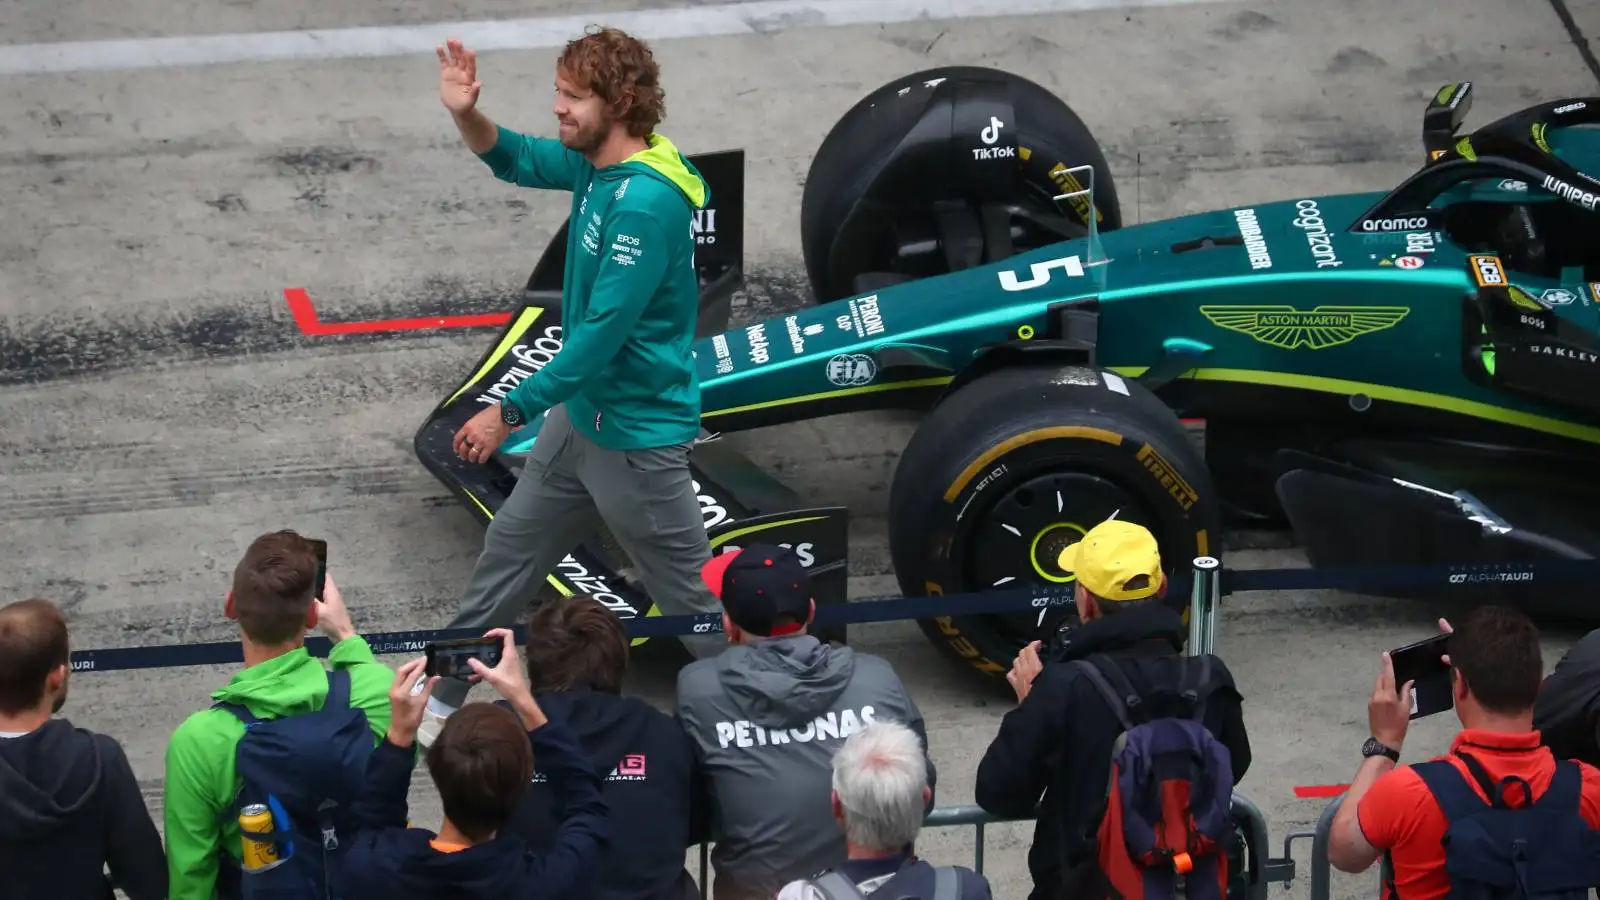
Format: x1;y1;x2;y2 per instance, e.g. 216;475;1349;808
8;519;1600;900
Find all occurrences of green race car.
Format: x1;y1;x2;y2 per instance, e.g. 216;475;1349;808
416;69;1600;681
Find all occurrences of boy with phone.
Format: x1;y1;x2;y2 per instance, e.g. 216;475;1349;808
337;629;611;900
162;530;395;900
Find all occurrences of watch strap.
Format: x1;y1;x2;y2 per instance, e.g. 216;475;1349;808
1364;737;1400;762
500;398;526;426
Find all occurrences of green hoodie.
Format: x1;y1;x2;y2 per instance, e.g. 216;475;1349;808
161;638;395;900
477;126;710;451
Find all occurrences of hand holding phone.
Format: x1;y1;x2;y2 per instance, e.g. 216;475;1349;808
308;539;328;600
386;658;440;747
1389;632;1454;719
424;636;504;679
467;629;546;731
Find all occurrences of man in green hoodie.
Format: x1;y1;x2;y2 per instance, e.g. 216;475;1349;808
424;27;723;741
162;530;396;900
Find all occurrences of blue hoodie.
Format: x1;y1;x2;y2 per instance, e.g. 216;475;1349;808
477;126;711;451
338;715;610;900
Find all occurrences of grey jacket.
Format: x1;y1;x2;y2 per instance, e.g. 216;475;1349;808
676;635;937;900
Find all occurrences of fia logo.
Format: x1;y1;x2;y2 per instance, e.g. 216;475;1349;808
826;353;876;387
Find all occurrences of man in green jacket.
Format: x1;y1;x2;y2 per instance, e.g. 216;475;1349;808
425;27;724;742
162;530;395;900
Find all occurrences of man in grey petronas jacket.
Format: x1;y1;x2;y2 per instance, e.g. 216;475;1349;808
676;543;938;900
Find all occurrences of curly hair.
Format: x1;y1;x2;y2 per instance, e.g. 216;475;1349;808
557;25;666;138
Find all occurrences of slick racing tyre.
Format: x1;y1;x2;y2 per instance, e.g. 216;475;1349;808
800;65;1123;304
886;364;1221;682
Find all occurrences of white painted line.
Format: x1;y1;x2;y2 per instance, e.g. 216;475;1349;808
0;0;1233;76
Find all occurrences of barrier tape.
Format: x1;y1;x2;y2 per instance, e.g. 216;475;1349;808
1224;557;1599;595
69;583;1080;673
68;556;1600;674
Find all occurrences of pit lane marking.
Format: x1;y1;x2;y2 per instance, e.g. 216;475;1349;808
283;287;511;337
0;0;1236;75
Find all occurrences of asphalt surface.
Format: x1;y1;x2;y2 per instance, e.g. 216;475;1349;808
3;1;1599;898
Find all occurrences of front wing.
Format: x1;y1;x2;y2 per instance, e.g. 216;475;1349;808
413;300;852;645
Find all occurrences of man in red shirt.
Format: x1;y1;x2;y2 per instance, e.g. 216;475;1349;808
1326;605;1600;900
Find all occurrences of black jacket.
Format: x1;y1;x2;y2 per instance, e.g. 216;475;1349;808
973;604;1252;900
1535;627;1600;764
338;715;610;900
0;718;168;900
500;691;706;900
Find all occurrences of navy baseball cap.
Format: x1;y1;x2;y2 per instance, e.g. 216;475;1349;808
699;543;813;636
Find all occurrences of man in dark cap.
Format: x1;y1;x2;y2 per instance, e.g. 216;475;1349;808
675;543;937;900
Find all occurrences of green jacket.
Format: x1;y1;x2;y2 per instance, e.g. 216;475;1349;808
161;638;395;900
479;127;710;451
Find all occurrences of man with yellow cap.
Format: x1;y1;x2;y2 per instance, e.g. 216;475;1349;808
972;518;1253;900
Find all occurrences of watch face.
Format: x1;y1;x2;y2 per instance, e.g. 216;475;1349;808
501;403;524;426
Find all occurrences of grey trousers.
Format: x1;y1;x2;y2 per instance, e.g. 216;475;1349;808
432;404;727;708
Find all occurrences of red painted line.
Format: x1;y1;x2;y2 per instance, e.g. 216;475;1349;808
283;287;511;336
1294;784;1350;798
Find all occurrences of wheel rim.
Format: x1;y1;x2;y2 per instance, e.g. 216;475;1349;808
951;469;1163;648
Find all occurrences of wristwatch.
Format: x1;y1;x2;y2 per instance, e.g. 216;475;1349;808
1362;737;1400;763
499;400;526;428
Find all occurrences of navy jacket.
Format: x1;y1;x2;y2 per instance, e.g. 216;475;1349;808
339;714;610;900
0;719;167;900
501;691;705;900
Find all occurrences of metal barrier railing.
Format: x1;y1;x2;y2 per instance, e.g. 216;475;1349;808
693;793;1313;900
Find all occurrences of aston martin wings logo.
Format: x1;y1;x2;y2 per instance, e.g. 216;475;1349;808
1199;305;1410;350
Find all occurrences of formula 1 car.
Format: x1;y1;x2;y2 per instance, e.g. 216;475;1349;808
416;67;1600;682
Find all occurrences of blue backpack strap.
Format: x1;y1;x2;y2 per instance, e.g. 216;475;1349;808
212;697;262;727
1539;759;1583;811
1412;758;1489;823
323;667;352;712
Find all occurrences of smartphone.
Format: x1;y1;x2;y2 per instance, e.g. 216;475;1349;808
1390;633;1453;719
307;539;328;601
425;637;504;679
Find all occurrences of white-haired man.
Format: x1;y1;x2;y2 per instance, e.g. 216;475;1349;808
777;722;991;900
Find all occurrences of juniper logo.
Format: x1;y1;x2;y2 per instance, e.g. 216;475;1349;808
1199;305;1410;350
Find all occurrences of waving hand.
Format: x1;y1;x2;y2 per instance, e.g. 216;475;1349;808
437;38;481;114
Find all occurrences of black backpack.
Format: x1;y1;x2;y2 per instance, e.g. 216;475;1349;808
1403;751;1600;900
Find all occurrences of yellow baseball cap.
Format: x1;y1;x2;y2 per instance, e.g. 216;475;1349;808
1056;519;1164;602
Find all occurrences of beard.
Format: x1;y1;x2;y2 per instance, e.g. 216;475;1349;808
559;113;611;154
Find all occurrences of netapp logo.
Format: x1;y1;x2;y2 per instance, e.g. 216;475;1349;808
1360;216;1431;232
1543;175;1600;211
1449;571;1533;584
